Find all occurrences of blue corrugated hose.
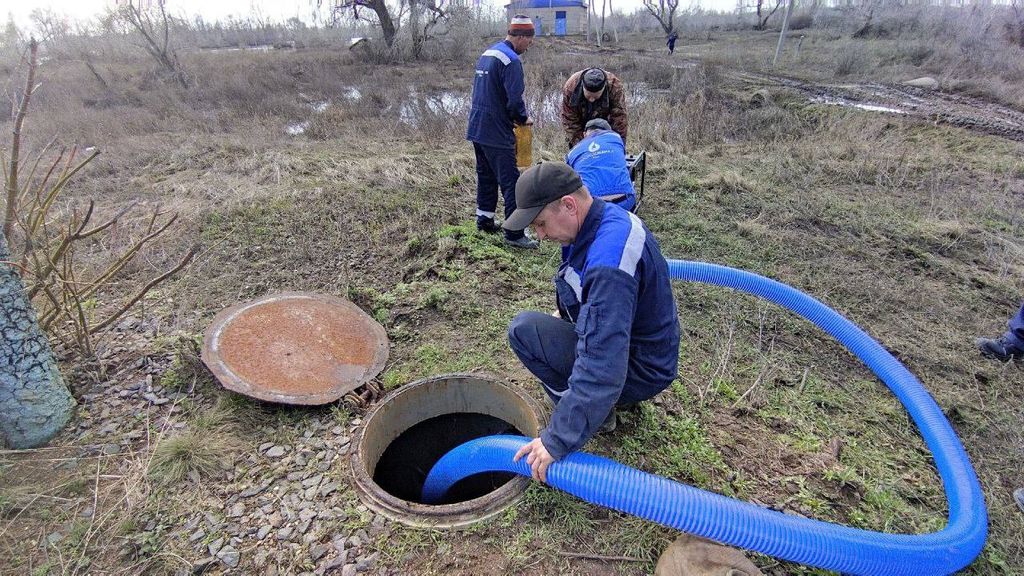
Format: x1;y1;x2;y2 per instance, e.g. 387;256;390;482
421;260;987;575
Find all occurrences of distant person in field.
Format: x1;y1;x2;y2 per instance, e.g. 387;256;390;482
975;302;1024;361
503;162;680;483
561;68;627;148
667;31;678;53
565;118;635;212
466;14;538;249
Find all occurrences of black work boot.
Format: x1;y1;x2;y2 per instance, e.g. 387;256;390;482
975;335;1024;362
504;233;538;249
476;216;501;234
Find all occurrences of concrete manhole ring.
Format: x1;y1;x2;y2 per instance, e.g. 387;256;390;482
202;292;388;405
351;374;544;528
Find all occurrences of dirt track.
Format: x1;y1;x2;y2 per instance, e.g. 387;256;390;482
733;70;1024;142
570;38;1024;143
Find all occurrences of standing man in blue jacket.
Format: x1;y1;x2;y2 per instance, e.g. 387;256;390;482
566;118;636;212
503;162;680;481
467;15;538;249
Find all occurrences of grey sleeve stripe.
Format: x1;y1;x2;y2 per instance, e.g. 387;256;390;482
482;49;511;65
619;212;646;276
565;267;583;301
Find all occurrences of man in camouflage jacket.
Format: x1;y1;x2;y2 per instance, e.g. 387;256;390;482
561;68;628;148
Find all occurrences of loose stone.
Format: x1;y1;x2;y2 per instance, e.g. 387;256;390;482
207;537;224;556
217;545;240;568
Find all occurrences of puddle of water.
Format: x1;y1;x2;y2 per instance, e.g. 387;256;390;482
811;96;907;115
396;90;470;127
426;91;469;115
328;81;665;131
204;44;276;53
287;121;310;135
529;91;562;126
630;82;650;106
288;93;329;136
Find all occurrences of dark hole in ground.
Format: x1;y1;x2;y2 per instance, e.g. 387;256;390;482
373;412;521;504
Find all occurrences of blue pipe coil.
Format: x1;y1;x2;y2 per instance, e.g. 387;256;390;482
421;260;987;575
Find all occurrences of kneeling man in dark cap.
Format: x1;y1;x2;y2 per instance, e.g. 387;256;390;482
504;161;680;482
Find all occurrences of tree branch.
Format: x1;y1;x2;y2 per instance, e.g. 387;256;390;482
89;243;199;334
4;39;38;245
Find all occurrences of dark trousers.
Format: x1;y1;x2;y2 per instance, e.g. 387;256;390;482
1007;302;1024;348
507;311;664;405
473;142;523;239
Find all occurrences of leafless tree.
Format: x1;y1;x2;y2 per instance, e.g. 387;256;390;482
642;0;680;36
1008;0;1024;47
29;10;112;93
113;0;188;87
409;0;450;57
319;0;400;48
316;0;450;55
753;0;784;30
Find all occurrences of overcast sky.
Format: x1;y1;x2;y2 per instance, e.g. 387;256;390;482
3;0;739;30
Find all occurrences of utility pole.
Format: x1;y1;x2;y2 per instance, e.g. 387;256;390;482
587;0;592;42
772;0;796;67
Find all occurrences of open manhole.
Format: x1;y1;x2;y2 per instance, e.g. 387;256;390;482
202;292;388;405
351;374;543;528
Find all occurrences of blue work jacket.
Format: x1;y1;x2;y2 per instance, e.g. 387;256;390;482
544;199;680;460
466;40;528;150
566;130;636;212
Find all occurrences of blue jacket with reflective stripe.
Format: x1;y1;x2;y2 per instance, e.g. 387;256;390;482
466;40;528;149
544;199;680;460
565;130;635;211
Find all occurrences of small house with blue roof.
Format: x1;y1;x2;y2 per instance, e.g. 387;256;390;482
505;0;588;37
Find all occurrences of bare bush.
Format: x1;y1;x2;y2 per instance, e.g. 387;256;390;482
788;13;814;31
834;43;870;76
3;42;196;358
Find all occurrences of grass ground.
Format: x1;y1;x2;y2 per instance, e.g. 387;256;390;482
2;28;1023;575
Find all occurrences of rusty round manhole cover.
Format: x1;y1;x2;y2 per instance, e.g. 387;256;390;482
202;292;389;405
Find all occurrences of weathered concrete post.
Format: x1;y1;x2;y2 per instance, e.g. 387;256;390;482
0;234;76;448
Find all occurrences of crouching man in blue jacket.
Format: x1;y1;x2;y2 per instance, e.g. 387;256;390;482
566;118;636;212
503;161;680;482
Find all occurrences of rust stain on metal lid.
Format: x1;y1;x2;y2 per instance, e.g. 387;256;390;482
202;292;389;405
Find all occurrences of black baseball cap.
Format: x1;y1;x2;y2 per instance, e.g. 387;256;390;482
503;162;583;231
585;118;612;132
